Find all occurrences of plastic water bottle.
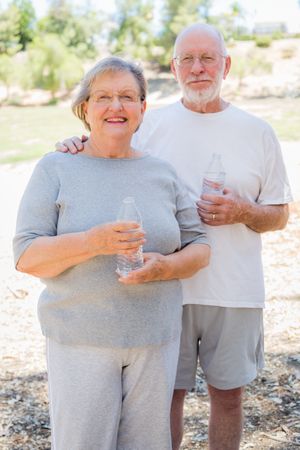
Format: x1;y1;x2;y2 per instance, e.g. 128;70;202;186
202;153;226;197
116;197;144;277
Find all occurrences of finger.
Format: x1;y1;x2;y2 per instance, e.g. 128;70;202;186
196;202;217;213
61;138;80;154
118;268;148;284
113;222;142;232
118;247;145;256
119;275;141;284
202;218;223;226
118;231;146;242
55;142;68;152
118;247;143;255
197;208;222;222
71;136;85;151
118;239;146;250
198;211;211;222
201;194;224;204
199;210;224;225
81;135;89;143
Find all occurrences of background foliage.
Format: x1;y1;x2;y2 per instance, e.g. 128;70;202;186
0;0;299;102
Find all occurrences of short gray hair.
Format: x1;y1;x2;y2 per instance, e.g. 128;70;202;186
72;56;147;131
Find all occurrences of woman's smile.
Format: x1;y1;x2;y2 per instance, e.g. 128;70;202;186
104;116;128;123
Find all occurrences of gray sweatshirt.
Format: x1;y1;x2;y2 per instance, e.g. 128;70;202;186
13;152;208;348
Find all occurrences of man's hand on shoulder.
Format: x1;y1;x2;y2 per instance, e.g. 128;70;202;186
55;135;88;154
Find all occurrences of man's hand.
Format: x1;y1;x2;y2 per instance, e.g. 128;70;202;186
197;187;245;226
55;135;88;154
197;187;289;232
118;252;168;284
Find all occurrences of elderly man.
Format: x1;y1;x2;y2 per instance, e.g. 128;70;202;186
56;23;292;450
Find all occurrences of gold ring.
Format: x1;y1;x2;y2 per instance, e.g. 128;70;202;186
212;213;216;220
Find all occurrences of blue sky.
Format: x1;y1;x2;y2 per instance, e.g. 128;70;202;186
2;0;300;32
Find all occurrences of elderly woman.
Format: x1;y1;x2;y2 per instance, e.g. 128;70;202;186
13;57;210;450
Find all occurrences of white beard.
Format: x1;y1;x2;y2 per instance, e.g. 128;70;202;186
178;70;223;107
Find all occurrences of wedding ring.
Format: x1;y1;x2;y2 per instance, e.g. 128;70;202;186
212;213;216;221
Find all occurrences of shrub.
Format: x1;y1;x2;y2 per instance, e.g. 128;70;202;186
234;34;254;41
230;51;273;87
281;46;297;59
255;36;272;48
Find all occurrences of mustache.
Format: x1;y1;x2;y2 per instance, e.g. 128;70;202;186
186;76;213;83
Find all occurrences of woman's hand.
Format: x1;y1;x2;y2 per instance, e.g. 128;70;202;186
86;222;146;256
118;252;168;284
119;243;210;285
16;222;145;279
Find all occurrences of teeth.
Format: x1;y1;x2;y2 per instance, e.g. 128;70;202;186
106;118;126;122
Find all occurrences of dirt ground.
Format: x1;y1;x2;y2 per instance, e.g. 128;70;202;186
0;140;300;449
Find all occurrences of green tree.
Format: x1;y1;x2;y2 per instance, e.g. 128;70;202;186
0;54;16;101
26;34;84;99
37;2;102;59
156;0;212;68
0;0;36;55
61;11;102;59
199;0;213;22
212;2;247;41
109;0;155;60
12;0;36;50
0;5;22;55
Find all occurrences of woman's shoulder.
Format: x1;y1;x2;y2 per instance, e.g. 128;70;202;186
38;150;67;165
37;151;79;170
142;154;180;180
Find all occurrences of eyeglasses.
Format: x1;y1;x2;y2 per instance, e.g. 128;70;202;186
88;90;143;105
173;52;226;67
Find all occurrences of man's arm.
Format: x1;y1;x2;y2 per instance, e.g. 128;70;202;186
234;201;289;233
197;187;289;233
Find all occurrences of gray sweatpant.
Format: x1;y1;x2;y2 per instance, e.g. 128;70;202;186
46;337;180;450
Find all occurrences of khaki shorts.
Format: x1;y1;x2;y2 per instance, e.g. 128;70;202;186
174;305;264;390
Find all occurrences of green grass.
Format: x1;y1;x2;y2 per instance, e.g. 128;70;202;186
262;111;300;141
0;99;299;164
0;106;86;164
235;98;300;141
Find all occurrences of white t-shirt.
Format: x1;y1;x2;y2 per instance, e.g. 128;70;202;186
133;101;293;308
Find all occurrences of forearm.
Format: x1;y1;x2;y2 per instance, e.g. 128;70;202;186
199;187;290;232
118;244;210;285
16;232;94;278
162;243;210;280
240;202;289;233
16;222;145;278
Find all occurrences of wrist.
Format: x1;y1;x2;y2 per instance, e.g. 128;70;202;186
160;254;175;280
84;228;98;257
238;197;253;225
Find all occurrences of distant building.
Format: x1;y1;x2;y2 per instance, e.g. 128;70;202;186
253;22;287;35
